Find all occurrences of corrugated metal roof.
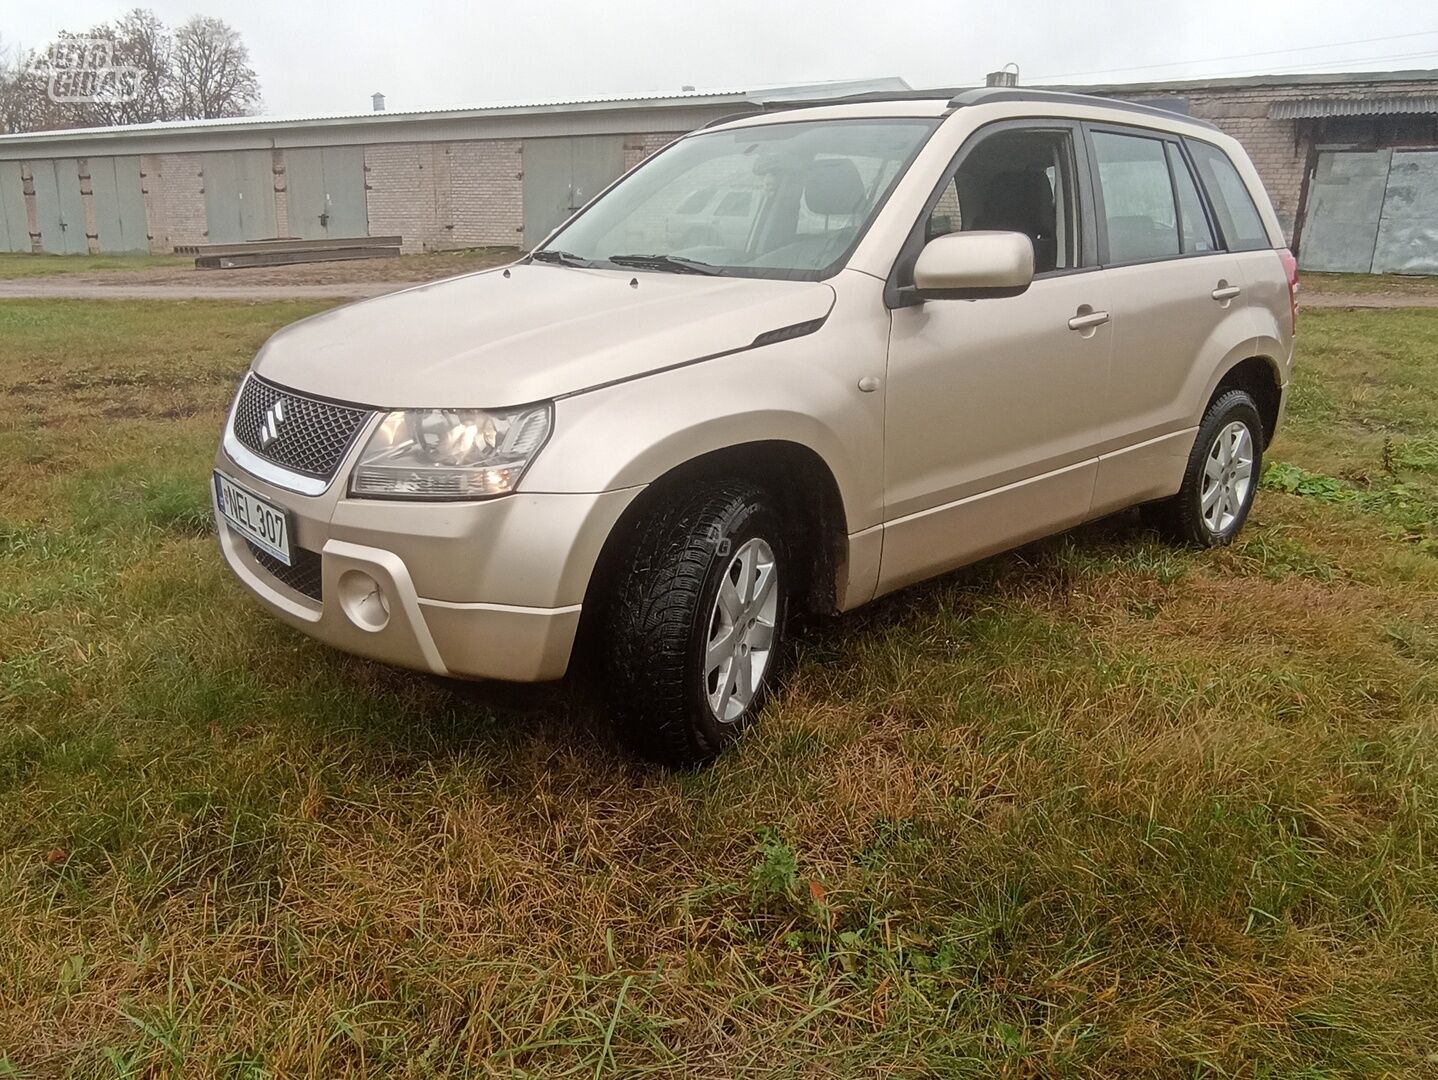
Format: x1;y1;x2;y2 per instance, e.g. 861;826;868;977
1270;94;1438;119
0;77;911;145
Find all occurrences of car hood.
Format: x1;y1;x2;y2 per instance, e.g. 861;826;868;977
251;263;837;408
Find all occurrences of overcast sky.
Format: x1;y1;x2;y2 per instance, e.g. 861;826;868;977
4;0;1436;116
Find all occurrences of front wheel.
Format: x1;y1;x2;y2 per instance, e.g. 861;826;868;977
604;481;789;766
1145;388;1264;546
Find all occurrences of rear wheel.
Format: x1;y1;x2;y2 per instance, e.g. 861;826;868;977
604;481;788;766
1145;388;1264;546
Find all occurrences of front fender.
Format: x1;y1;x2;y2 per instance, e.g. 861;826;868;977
519;300;889;533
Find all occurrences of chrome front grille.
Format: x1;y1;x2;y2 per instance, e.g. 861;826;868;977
231;375;373;480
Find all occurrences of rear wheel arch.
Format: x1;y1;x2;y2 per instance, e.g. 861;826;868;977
1210;355;1283;448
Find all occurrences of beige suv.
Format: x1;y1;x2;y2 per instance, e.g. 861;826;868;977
213;88;1297;764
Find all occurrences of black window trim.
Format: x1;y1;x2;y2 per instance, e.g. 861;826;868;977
884;116;1099;309
1081;121;1233;270
1164;139;1222;256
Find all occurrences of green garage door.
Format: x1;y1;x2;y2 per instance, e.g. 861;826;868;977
285;146;368;239
0;162;29;252
1372;150;1438;275
204;150;277;244
522;136;626;249
90;155;149;254
32;159;88;254
1300;149;1438;274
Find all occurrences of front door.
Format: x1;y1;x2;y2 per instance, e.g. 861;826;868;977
880;122;1112;595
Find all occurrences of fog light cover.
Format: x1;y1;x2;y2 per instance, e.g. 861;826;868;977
350;404;551;499
337;569;390;631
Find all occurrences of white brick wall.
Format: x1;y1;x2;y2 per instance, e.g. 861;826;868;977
140;152;207;251
364;142;442;253
447;139;523;247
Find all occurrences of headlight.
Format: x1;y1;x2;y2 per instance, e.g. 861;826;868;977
349;403;552;499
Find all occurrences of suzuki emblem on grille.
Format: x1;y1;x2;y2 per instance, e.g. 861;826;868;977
259;398;287;447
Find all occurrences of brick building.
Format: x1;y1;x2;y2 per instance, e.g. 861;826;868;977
1061;68;1438;273
0;80;907;257
0;69;1435;272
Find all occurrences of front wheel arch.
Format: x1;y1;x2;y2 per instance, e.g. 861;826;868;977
575;441;848;659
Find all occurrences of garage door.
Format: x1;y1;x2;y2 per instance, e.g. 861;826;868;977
1373;151;1438;275
204;150;277;244
285;146;368;239
90;156;149;254
522;136;625;249
32;159;88;254
1300;149;1438;274
0;162;29;252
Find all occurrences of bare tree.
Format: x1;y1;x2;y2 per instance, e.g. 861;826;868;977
172;16;260;119
105;8;175;125
0;38;68;134
0;13;261;132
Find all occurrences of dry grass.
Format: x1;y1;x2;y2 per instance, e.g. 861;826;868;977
1;302;1437;1076
1302;271;1438;299
0;254;194;279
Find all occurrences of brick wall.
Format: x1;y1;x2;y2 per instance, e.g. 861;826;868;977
1116;78;1438;243
624;132;684;171
271;149;289;238
141;152;206;251
447;139;523;247
364;142;442;253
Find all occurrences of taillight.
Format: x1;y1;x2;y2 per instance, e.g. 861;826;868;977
1278;248;1299;334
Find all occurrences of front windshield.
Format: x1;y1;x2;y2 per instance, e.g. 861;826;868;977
538;117;940;281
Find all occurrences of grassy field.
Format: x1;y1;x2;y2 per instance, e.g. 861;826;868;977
1302;271;1438;296
1;300;1437;1076
0;249;518;284
0;254;195;279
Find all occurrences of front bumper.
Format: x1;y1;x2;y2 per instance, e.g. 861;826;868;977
213;446;640;682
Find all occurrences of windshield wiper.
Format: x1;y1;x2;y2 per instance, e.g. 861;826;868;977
531;249;595;268
605;253;722;276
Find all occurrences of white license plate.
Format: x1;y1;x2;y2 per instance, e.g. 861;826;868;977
214;471;293;566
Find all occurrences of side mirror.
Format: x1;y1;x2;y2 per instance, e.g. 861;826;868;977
911;230;1035;300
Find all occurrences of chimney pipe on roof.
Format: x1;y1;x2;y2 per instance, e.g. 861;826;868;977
985;64;1019;87
372;92;386;112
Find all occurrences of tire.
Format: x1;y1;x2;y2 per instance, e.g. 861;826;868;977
604;481;789;767
1145;389;1264;547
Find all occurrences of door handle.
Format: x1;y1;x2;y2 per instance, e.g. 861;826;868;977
1067;310;1111;331
1211;284;1242;302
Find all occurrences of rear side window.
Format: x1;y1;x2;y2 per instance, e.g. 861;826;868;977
1168;144;1217;253
1090;130;1180;264
1186;141;1270;251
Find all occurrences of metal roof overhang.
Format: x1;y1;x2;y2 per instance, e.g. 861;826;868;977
1270;94;1438;119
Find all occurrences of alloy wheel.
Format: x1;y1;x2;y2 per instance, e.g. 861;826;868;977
704;537;779;722
1200;420;1254;535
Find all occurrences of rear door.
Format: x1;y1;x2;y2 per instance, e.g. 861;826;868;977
1085;125;1255;516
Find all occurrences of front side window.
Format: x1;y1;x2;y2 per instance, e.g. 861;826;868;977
1187;140;1271;251
539;118;939;281
1091;130;1182;265
924;127;1080;274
